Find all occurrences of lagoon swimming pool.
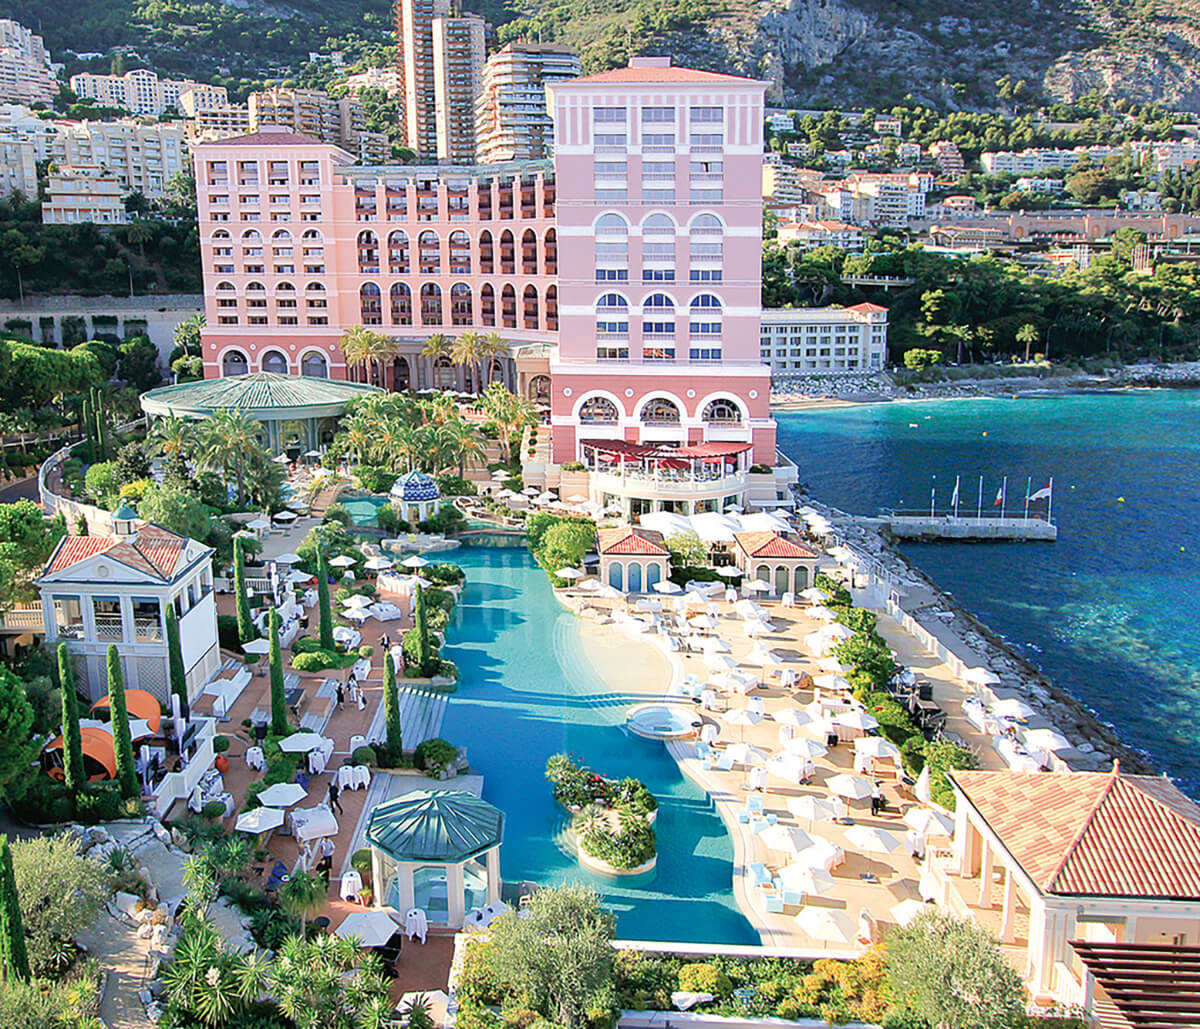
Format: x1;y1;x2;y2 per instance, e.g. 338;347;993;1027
439;544;756;944
341;496;389;527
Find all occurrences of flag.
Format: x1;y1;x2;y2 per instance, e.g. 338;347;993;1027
994;485;1005;505
950;480;959;507
1028;483;1052;502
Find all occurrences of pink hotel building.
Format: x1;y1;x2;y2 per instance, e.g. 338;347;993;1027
196;58;790;514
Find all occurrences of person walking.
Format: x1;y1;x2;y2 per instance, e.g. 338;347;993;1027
335;681;345;709
328;778;343;814
870;780;884;817
317;836;335;883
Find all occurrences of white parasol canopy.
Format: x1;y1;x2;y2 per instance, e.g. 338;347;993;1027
757;824;815;854
724;708;762;729
992;697;1037;721
814;673;852;692
257;783;309;807
774;708;815;729
743;579;773;593
854;736;901;762
278;732;330;754
787;795;840;825
274;553;302;564
652;580;683;594
964;666;1002;686
703;651;738;672
329;555;357;568
724;743;768;767
794;907;856;945
833;708;880;733
402;555;431;569
273;510;298;522
702;636;732;654
688;614;720;631
765;751;809;784
556;567;583;579
890;898;932;927
343;594;373;609
1023;727;1073;753
776;863;835;897
783;736;829;760
808;606;840;622
293;806;339;842
902;807;954;837
246;518;271;531
235;807;284;834
364;556;394;571
241;639;270;655
826;773;873;801
336;909;400;948
799;587;829;603
845;824;903;855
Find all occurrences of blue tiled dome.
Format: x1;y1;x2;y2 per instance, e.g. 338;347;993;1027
391;470;440;502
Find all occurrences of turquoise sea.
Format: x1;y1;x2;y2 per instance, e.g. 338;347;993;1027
776;391;1200;797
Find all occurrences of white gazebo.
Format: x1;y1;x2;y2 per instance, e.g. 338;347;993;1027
366;789;503;929
390;470;443;525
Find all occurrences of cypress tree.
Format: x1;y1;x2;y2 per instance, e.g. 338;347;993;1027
80;396;92;457
317;549;333;650
0;835;29;982
106;645;138;800
233;537;253;643
383;652;401;760
413;584;432;675
165;605;187;711
94;391;106;461
57;643;85;795
268;609;287;735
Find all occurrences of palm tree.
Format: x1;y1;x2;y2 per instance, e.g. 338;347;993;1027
479;383;536;464
1016;322;1039;363
451;330;484;394
278;870;327;936
339;324;375;383
478;331;509;388
145;416;195;461
440;418;487;477
194;409;262;504
269;935;390;1029
421;333;452;390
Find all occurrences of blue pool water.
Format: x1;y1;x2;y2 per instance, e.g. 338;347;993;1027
776;391;1200;796
342;496;389;527
439;544;757;943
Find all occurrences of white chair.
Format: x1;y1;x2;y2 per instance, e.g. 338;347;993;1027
353;765;371;790
782;591;796;608
748;697;766;718
349;734;366;753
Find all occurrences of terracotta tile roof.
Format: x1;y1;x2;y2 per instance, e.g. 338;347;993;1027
43;524;189;581
597;527;670;557
845;302;888;313
571;66;757;85
733;531;816;559
952;769;1200;899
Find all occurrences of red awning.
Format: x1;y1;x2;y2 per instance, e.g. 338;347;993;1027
580;439;751;460
673;442;752;458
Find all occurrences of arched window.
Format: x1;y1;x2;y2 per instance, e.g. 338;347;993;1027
244;281;266;313
545;284;558;331
276;281;295;293
642;213;675;236
702;398;742;424
690;214;723;266
481;283;496;327
216;280;235;293
544;228;557;274
388;230;409;274
522;228;537;274
640;396;680;424
450;282;473;325
222;350;248;376
523;284;538;329
390;282;412;325
479;230;494;274
246;281;265;293
271;228;292;240
689;294;722;359
594;214;629;271
360;282;382;324
529;374;551;404
595;293;628;344
418;230;440;274
212;229;231;240
642;292;675;312
449;230;471;274
642;292;675;357
580;396;618;424
596;293;628;313
501;283;516;328
357;230;379;274
499;230;515;274
306;281;327;312
241;229;262;241
690;213;723;234
301;229;323;242
596;214;628;235
434;355;455;390
261;347;289;371
301;351;328;378
421;283;442;325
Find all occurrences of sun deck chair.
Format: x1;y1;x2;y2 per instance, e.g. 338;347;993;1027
746;861;772;886
712;750;735;772
760;884;784;914
265;860;289;892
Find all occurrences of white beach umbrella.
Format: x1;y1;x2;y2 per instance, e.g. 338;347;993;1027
827;545;857;565
787;794;840;826
823;623;855;642
845;824;903;879
402;555;431;569
902;807;954;837
744;579;773;593
826;773;873;802
777;863;835;897
257;783;309;808
286;569;313;584
774;708;815;729
743;618;775;637
799;587;829;603
725;743;769;767
833;708;880;733
689;614;721;632
305;449;322;458
794;907;856;945
702;636;732;654
273;453;291;464
329;555;357;568
734;599;766;619
890;898;931;927
364;556;394;571
818;656;849;673
854;736;901;762
273;552;303;564
576;578;601;592
814;673;852;692
808;605;840;622
246;518;271;531
765;751;809;784
717;566;742;579
405;574;433;590
233;530;256;540
293;807;339;842
522;485;539;496
273;510;298;523
703;651;738;672
1023;727;1073;753
992;697;1037;721
743;644;782;683
652;580;683;594
594;584;624;600
784;736;829;760
241;639;270;655
235;806;285;834
556;567;583;579
757;824;814;854
491;469;511;480
287;500;309;512
682;591;708;607
311;468;333;481
343;594;373;609
278;732;330;754
724;708;762;730
336;910;399;948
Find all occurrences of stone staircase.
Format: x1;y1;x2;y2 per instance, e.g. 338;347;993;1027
364;683;447;749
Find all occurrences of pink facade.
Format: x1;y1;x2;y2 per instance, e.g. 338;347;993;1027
195;127;556;388
546;59;775;466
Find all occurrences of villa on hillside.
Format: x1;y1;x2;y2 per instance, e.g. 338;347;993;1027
36;504;220;702
923;766;1200;1023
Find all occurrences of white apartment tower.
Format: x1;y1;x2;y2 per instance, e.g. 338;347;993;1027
476;42;580;163
395;0;486;161
0;20;56;105
69;69;227;117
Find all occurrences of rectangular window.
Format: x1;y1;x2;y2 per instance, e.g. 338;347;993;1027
92;597;122;641
642;269;675;282
279;316;298;325
593;161;627;179
52;595;83;639
593;107;627;123
689;347;722;361
642;106;675;123
690;106;723;123
642;161;674;180
596;320;629;335
689;133;723;149
594;133;627;150
643;133;676;151
689;188;722;203
218;315;239;325
596;268;628;282
689;269;722;281
690;159;723;177
597;345;629;360
595;188;628;203
643;187;675;204
308;316;328;325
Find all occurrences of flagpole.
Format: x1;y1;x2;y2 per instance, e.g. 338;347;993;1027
1047;477;1054;523
1024;475;1032;520
953;474;960;518
977;475;983;519
1000;475;1007;519
930;481;936;518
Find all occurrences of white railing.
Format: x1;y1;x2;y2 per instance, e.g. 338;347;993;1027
591;469;748;496
152;716;218;818
0;606;43;631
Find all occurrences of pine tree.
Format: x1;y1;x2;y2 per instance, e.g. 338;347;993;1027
57;643;85;795
317;549;333;650
0;835;29;981
233;537;253;643
413;584;432;675
165;605;187;711
383;652;401;760
269;609;287;735
106;645;138;800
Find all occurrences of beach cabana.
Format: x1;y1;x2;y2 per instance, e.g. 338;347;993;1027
90;689;162;735
366;789;504;929
732;531;819;596
597;526;670;594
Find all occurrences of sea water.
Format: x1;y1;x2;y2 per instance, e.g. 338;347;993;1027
438;545;757;943
776;390;1200;796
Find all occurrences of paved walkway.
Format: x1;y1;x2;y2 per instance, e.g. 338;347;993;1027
77;912;154;1029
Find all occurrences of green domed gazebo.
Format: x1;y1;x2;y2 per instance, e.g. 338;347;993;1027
140;373;382;456
366;789;504;927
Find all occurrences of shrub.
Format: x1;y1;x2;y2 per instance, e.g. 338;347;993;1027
217;614;241;651
351;848;373;878
375;503;403;535
201;800;227;821
292;649;352;672
418;504;466;535
354;465;396;494
561;461;584;472
748;463;772;474
213;735;231;753
427;562;466;586
357;644;375;659
324;503;351;525
351;745;377;766
413;738;458;775
678;963;733;999
436;473;477;496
